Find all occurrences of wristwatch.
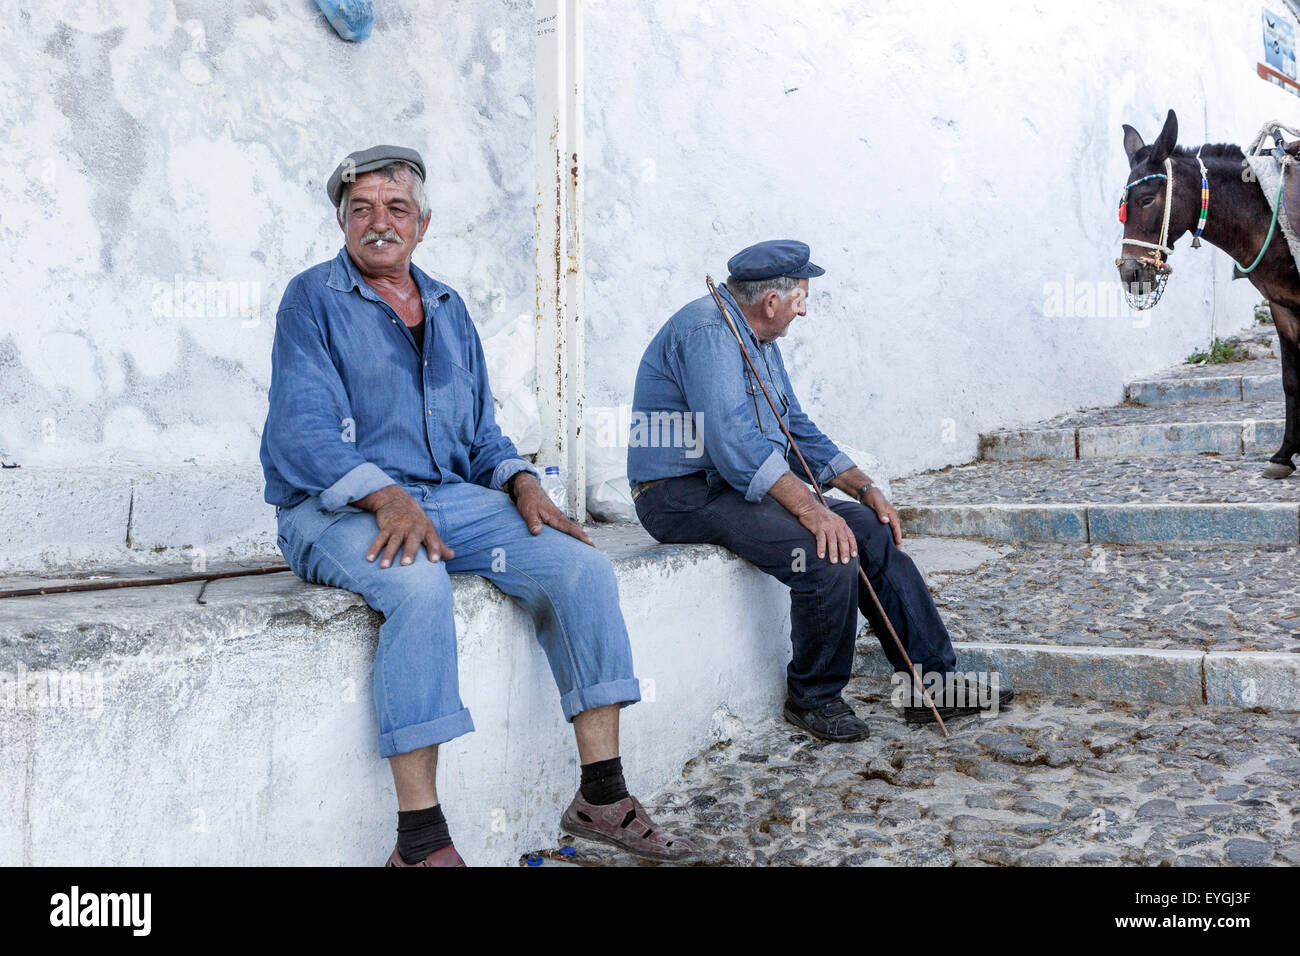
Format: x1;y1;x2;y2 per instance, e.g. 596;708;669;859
856;481;876;503
506;471;527;501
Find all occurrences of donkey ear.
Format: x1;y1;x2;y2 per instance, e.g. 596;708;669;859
1122;124;1146;164
1149;109;1179;163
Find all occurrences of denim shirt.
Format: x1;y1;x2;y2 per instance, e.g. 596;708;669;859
627;283;854;502
260;247;537;511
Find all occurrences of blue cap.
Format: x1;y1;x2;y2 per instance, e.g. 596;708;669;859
726;240;825;281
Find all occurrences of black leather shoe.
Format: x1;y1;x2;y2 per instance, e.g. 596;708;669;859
903;701;982;724
783;697;871;742
902;675;1013;724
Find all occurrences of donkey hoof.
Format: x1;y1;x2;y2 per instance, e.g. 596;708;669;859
1261;462;1296;479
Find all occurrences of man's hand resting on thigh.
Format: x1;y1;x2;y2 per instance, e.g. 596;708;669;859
353;485;456;568
509;472;593;546
860;487;902;547
768;472;858;564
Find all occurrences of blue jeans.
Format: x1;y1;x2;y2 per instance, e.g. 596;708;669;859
276;481;641;757
634;472;957;710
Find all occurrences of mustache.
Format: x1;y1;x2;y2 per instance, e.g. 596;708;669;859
362;230;402;245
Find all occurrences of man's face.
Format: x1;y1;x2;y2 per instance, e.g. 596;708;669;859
338;167;429;273
768;279;809;338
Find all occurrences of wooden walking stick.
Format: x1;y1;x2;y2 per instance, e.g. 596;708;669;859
705;275;949;736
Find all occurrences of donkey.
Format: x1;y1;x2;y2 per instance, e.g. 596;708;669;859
1118;108;1300;478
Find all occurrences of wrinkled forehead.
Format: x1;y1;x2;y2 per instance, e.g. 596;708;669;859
347;166;419;204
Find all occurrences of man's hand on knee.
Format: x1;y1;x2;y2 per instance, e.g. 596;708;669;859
510;473;593;546
798;503;858;564
353;485;455;568
863;487;903;547
769;472;856;564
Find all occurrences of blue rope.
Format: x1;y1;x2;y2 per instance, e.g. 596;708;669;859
1124;173;1168;191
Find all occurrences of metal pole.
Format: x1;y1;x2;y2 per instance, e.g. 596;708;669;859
534;0;586;520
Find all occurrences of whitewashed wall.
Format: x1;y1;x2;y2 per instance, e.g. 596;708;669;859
0;0;1293;570
0;0;538;472
585;0;1288;479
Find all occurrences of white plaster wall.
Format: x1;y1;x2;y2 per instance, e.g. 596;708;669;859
0;0;538;471
584;0;1291;478
0;0;1295;569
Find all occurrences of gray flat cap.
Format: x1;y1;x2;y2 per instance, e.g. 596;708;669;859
326;144;426;207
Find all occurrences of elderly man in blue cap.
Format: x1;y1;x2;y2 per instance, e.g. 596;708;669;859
629;240;1011;741
261;145;697;865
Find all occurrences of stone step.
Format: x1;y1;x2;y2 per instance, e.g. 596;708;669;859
860;643;1299;711
894;538;1300;710
981;404;1285;460
893;455;1300;543
898;502;1298;543
1124;370;1281;407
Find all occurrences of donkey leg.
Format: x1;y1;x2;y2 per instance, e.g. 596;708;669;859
1263;302;1300;478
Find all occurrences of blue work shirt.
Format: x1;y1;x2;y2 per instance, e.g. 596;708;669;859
627;283;855;502
260;246;537;511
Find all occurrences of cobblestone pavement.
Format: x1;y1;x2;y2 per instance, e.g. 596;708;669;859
536;687;1300;867
1025;400;1283;429
892;455;1300;504
923;542;1300;654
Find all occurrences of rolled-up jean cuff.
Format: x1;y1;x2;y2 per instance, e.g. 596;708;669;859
378;707;475;758
560;677;643;722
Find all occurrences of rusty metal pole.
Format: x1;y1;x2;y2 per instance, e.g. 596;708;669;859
534;0;586;520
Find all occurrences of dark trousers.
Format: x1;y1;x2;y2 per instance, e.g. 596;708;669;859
634;472;958;710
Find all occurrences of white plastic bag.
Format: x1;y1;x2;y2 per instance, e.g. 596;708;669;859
584;404;637;522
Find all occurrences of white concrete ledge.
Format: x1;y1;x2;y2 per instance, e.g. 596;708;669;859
0;525;792;866
0;464;278;576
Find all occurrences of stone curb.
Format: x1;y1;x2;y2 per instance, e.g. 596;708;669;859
858;641;1300;710
980;419;1284;460
897;502;1299;543
1124;373;1280;407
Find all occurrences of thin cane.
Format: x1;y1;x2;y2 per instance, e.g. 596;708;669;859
705;275;949;736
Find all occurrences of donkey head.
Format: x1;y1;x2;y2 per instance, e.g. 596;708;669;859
1117;109;1180;308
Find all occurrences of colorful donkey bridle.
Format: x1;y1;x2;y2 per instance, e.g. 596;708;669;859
1117;150;1210;269
1116;150;1209;309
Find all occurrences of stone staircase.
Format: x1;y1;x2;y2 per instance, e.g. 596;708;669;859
865;324;1299;712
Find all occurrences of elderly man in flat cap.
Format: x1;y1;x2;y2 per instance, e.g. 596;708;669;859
261;145;696;866
629;240;1012;741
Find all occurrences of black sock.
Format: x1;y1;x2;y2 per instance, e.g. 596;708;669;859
396;804;452;864
580;756;630;806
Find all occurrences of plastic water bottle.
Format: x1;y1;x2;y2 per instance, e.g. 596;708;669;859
541;465;569;517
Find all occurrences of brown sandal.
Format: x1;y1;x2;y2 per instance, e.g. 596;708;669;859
384;843;467;867
560;791;700;863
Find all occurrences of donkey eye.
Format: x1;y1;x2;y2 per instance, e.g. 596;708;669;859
1140;196;1156;208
